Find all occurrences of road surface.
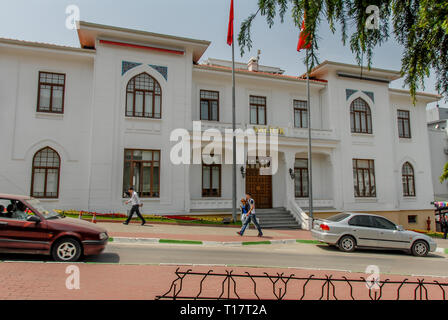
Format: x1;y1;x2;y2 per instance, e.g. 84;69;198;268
2;242;447;277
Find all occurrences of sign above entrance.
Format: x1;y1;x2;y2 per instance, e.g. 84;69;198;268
253;126;285;136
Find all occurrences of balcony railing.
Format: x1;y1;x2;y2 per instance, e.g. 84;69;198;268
192;121;338;141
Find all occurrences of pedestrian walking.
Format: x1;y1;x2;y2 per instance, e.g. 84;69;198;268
237;192;263;237
442;214;448;240
123;187;146;226
239;198;249;224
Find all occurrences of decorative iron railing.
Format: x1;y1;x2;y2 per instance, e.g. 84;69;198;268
156;268;448;300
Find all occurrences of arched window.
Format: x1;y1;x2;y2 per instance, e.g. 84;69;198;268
402;162;415;197
350;98;372;134
31;147;60;198
125;72;162;118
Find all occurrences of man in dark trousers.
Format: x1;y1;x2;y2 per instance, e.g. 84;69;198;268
442;214;448;239
123;187;146;226
237;192;263;237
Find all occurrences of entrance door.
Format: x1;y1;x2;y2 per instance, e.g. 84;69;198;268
245;167;272;208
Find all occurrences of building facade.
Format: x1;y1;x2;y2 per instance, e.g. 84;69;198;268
0;21;440;230
427;107;448;201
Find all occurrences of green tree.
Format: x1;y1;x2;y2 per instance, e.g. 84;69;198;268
238;0;448;102
440;162;448;183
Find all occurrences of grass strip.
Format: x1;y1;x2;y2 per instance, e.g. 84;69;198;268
242;241;271;246
159;239;203;245
296;239;321;245
445;248;448;255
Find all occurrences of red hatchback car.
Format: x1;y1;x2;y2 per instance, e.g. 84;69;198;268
0;194;108;262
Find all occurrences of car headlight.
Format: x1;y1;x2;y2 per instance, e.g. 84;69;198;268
99;232;108;240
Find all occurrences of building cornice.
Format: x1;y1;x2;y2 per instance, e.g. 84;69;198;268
389;88;441;102
194;64;327;86
77;21;210;63
0;37;95;57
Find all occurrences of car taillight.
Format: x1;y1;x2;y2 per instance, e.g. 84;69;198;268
320;224;330;231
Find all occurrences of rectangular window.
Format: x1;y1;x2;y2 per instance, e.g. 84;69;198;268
202;164;221;197
397;110;411;138
408;215;417;224
123;149;160;198
353;159;376;198
37;72;66;113
250;95;266;125
294;158;309;198
200;90;219;121
294;100;308;128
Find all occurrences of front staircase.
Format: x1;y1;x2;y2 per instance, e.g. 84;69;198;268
255;207;301;229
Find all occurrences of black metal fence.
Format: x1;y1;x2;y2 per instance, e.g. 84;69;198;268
156;268;448;300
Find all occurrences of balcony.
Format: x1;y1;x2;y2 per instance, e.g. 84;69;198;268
195;121;337;140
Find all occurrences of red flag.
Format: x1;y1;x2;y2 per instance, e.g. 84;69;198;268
227;0;234;46
297;16;311;52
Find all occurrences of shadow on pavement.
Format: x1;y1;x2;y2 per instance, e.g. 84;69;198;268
315;244;445;259
84;252;120;263
0;252;121;263
0;253;52;262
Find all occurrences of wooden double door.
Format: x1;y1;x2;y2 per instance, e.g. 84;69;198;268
245;167;272;209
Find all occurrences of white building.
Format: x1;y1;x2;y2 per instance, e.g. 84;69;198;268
427;107;448;201
0;21;441;230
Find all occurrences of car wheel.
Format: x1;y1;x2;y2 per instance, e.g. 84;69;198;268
338;235;356;253
411;240;429;257
52;238;82;262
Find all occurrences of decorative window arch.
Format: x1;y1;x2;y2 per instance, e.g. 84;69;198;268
402;162;416;197
350;98;372;134
31;147;61;198
125;72;162;118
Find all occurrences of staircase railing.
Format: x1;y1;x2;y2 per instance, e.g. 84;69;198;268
287;199;310;230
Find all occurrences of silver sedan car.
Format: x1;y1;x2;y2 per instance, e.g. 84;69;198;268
311;212;437;257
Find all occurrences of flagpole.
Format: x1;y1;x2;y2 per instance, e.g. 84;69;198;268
231;16;237;222
306;49;313;230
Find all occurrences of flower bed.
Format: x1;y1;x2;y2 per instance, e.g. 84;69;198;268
409;229;445;239
56;210;236;225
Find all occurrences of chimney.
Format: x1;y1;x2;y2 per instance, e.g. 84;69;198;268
247;57;259;72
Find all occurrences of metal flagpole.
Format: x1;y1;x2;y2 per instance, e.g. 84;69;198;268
231;26;237;222
306;49;313;230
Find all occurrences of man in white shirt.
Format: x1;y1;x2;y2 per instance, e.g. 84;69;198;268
124;187;146;226
237;192;263;237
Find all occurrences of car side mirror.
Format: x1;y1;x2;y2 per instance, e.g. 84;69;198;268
26;215;41;223
396;225;404;231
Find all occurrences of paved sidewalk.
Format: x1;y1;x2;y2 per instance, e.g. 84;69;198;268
104;222;313;242
0;262;446;300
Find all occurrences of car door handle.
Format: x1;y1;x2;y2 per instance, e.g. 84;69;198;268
0;222;8;226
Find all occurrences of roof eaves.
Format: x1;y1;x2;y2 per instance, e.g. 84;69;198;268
195;64;327;84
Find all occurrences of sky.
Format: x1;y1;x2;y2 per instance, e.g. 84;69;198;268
0;0;444;108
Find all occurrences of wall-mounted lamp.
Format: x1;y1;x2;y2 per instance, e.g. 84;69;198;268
289;168;296;180
240;166;246;178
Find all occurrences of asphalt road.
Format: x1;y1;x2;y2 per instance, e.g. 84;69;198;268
81;242;447;277
1;242;447;277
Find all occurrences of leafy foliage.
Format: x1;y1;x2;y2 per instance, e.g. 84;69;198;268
440;162;448;183
238;0;448;101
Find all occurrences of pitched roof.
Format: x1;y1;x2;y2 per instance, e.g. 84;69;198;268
194;64;327;85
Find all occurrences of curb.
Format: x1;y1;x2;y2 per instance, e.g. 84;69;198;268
435;247;448;254
110;237;321;247
109;237;448;253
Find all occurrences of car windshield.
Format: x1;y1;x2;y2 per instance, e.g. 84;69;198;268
325;213;351;222
27;199;61;219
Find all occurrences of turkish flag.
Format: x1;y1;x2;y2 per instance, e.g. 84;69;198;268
297;17;311;52
227;0;234;46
